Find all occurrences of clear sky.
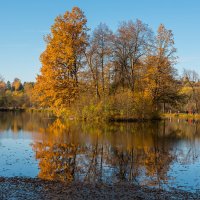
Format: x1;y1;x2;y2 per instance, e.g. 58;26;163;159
0;0;200;82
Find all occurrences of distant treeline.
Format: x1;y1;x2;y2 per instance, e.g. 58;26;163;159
0;77;34;108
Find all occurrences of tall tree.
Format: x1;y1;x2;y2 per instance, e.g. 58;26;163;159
144;24;179;111
92;23;112;95
35;7;88;110
85;23;112;98
112;20;153;92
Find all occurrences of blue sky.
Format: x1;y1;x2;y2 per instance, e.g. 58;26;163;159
0;0;200;82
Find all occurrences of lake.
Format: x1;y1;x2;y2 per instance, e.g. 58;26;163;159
0;111;200;192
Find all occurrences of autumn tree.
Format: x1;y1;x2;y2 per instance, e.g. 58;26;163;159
0;76;6;94
85;23;112;98
35;7;88;111
111;20;153;92
182;69;200;113
144;24;180;111
12;78;23;91
0;76;6;106
23;82;35;107
91;23;112;96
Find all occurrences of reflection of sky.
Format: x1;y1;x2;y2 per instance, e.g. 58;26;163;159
168;162;200;192
167;140;200;192
0;130;38;177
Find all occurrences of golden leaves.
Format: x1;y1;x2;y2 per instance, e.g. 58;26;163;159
35;7;88;111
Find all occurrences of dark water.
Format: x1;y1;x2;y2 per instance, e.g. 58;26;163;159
0;112;200;192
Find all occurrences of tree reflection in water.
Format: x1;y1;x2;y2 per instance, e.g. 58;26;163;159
1;112;200;190
31;116;200;189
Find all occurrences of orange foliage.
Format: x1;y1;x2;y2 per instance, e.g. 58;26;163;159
34;7;88;110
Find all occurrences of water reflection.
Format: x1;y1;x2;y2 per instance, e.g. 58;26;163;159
0;112;200;191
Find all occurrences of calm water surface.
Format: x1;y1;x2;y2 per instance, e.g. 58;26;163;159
0;112;200;192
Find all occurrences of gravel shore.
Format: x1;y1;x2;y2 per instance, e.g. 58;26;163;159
0;177;199;200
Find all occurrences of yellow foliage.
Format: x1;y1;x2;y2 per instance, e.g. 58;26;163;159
34;7;88;112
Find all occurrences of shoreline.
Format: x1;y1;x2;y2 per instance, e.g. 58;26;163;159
164;113;200;120
0;108;25;112
1;109;200;123
0;177;199;200
0;109;162;123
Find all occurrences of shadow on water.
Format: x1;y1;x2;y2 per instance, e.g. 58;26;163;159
0;111;200;191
